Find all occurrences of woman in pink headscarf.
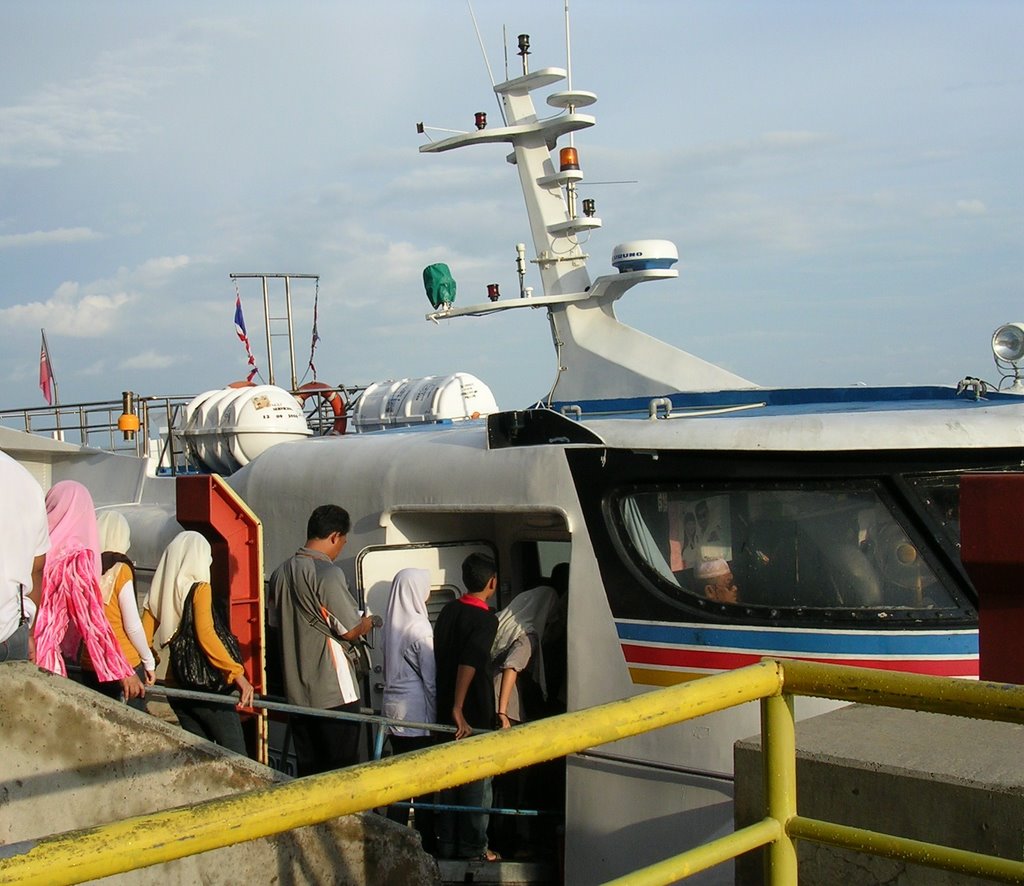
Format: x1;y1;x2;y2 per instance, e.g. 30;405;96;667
34;480;142;701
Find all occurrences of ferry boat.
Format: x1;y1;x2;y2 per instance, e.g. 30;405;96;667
3;21;1024;886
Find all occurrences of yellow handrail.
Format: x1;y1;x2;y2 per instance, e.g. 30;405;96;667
599;660;1024;886
602;819;782;885
4;657;1024;885
787;817;1024;884
0;662;783;885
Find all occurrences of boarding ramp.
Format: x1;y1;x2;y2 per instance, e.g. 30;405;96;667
0;662;437;885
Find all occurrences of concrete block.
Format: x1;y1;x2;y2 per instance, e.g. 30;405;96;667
734;703;1024;885
0;662;438;884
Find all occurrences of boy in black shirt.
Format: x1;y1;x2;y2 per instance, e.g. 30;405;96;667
433;553;499;860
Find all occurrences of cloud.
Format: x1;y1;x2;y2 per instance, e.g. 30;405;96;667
759;131;835;151
0;281;134;337
924;198;988;219
954;198;987;216
0;254;191;336
129;254;193;281
0;21;233;168
122;350;175;370
0;227;102;250
672;130;838;171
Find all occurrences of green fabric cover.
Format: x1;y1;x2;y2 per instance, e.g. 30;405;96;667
423;263;456;309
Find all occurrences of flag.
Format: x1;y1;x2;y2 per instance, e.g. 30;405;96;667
307;284;320;380
233;294;259;382
39;332;54;405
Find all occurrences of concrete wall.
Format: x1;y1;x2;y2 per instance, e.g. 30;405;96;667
0;662;438;884
734;703;1024;885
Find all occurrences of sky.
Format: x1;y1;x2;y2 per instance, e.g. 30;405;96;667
1;1;1022;413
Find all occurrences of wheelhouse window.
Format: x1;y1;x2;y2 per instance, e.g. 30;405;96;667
905;474;962;554
614;485;967;616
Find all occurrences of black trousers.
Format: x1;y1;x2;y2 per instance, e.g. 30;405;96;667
386;734;437;852
291;700;363;776
170;696;247;756
80;662;148;713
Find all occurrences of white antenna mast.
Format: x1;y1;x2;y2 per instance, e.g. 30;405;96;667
467;0;507;125
564;0;580;219
565;0;574;100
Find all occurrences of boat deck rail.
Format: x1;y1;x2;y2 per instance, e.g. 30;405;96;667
0;383;364;472
0;394;196;466
3;659;1024;885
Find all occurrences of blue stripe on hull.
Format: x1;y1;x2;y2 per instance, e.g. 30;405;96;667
615;620;979;656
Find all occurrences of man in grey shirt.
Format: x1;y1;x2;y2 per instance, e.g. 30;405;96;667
268;504;374;775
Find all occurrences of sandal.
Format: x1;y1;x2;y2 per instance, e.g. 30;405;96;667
479;849;501;862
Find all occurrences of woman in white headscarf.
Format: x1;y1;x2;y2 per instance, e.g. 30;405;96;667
382;567;437;849
146;531;253;755
79;511;156;710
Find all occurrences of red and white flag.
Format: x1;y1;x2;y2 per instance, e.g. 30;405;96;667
233;294;259;382
39;331;54;405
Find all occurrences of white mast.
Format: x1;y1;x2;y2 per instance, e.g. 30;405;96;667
419;32;755;401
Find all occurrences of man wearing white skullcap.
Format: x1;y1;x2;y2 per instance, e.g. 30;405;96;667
695;558;738;604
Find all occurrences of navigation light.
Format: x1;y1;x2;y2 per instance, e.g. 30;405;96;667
559;147;580;171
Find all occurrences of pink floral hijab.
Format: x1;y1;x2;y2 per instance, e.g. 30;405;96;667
45;480;102;582
34;481;131;682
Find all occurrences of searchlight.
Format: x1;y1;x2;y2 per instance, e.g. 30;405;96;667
992;322;1024;393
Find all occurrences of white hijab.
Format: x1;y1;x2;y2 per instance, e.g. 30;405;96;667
148;531;212;647
492;585;557;697
382;568;432;685
96;511;132;603
492;585;557;655
96;511;131;556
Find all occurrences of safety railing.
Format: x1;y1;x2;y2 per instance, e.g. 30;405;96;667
2;659;1024;885
0;385;368;471
608;660;1024;885
152;686;548;822
0;395;195;467
150;683;457;746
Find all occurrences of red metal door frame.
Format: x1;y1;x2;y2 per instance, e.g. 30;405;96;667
176;474;267;760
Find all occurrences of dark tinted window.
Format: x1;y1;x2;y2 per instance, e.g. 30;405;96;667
616;486;965;614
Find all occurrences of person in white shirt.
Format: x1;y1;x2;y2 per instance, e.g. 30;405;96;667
0;450;50;662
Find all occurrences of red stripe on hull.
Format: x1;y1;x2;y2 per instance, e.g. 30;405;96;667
621;643;978;678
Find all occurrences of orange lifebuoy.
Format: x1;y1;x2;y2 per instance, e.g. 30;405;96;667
296;382;347;435
227;380;257;389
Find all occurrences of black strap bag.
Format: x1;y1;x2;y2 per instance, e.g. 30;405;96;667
340;637;371;681
170;583;242;692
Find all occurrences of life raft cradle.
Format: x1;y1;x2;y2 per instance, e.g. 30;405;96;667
295;381;347;435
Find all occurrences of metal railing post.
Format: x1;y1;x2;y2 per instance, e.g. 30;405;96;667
762;691;798;885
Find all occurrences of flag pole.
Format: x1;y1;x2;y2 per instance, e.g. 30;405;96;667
40;328;60;406
40;327;61;434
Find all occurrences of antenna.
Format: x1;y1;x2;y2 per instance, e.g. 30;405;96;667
467;0;507;125
565;0;573;96
563;0;580;219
